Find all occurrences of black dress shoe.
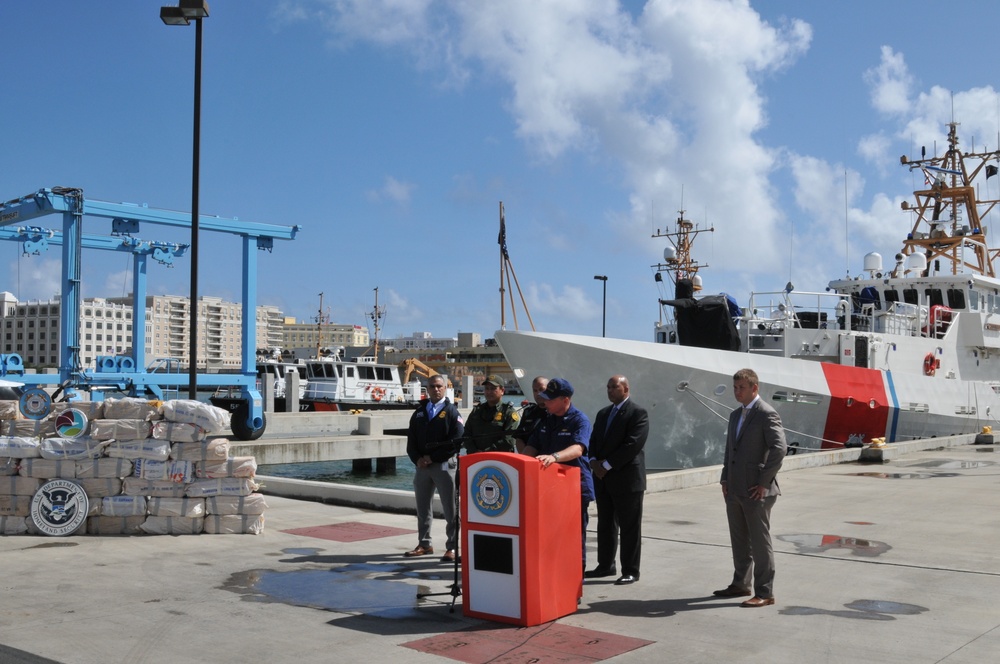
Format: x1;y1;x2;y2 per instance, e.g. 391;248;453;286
712;585;752;598
583;566;617;579
614;574;639;585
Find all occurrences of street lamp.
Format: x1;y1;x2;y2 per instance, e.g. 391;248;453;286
594;275;607;337
160;0;209;399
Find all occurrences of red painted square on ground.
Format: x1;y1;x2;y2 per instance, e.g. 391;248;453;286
402;622;653;663
281;521;415;542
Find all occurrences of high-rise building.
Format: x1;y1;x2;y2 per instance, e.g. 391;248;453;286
0;291;284;370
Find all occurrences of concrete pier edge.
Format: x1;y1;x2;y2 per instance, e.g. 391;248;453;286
257;433;977;514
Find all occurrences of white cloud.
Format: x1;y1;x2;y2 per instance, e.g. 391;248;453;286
366;176;416;205
857;132;890;171
382;288;422;324
6;258;61;302
864;46;912;116
526;282;596;322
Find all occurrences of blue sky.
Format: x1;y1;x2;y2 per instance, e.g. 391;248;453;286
4;1;1000;343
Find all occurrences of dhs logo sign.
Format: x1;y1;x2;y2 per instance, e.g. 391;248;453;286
30;479;89;536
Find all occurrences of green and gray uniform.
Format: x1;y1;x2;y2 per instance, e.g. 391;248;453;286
463;400;519;453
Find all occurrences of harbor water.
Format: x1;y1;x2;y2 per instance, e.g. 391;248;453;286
259;395;529;491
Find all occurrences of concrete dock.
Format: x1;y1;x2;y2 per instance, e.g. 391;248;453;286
2;436;999;663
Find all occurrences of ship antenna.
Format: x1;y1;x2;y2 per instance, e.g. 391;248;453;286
314;292;330;359
369;287;385;360
788;222;794;285
844;169;850;278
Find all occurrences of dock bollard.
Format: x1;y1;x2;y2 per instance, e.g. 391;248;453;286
357;414;383;436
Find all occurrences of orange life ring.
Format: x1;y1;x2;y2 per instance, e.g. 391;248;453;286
370;386;386;401
923;352;937;377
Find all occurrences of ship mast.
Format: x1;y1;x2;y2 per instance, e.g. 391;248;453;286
314;292;330;358
369;287;385;360
899;122;1000;277
497;201;535;331
651;207;714;291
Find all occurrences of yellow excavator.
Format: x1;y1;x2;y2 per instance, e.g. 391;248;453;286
397;358;454;389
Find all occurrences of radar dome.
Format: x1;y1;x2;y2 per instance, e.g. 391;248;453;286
863;252;882;272
905;253;927;272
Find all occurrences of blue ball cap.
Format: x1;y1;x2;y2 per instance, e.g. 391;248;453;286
539;377;574;400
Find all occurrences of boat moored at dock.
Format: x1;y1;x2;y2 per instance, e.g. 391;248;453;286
497;123;1000;470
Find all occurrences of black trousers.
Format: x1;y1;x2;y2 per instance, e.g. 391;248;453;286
594;478;643;577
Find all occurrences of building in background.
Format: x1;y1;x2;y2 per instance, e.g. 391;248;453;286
0;291;285;371
385;331;514;389
281;320;369;359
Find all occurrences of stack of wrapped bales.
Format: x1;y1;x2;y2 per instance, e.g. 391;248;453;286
0;397;266;536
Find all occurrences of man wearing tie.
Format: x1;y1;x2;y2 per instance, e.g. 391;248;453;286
404;375;464;563
714;368;786;607
586;375;649;585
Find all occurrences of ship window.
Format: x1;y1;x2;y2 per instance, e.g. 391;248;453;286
946;288;966;309
924;288;944;307
359;366;375;380
376;367;391;381
884;289;900;305
903;288;919;305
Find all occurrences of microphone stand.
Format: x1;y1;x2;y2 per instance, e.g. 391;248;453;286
416;437;465;612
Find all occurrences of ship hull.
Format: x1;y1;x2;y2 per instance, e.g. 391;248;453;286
495;330;998;471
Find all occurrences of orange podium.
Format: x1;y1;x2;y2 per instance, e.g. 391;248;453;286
460;452;581;626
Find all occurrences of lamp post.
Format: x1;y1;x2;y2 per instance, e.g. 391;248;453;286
161;0;209;399
594;275;607;337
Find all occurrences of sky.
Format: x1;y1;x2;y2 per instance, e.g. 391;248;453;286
4;0;1000;344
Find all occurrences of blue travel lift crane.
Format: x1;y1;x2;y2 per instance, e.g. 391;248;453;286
0;187;301;440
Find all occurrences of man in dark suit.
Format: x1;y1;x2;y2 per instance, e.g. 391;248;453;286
714;368;786;607
586;375;649;586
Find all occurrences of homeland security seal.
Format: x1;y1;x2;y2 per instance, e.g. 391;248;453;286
472;466;512;518
30;479;89;536
55;408;89;439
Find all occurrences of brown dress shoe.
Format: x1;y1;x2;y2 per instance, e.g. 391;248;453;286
404;545;434;557
440;550;456;562
741;596;776;607
712;586;752;598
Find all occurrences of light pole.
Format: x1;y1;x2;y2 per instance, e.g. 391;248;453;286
161;0;209;399
594;275;607;337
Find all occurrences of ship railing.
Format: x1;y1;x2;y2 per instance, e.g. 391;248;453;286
745;290;847;329
873;302;925;337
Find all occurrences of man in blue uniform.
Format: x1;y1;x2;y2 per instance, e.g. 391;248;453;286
523;377;594;569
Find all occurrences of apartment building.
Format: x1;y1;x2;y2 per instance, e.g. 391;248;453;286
281;320;369;357
0;291;284;370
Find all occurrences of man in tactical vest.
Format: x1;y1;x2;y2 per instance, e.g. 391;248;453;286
463;375;519;453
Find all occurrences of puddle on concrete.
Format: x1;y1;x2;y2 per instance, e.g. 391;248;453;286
850;471;959;479
907;460;993;469
220;561;451;620
778;534;891;557
781;599;928;620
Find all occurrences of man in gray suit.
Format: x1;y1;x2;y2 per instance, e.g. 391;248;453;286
713;367;786;607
